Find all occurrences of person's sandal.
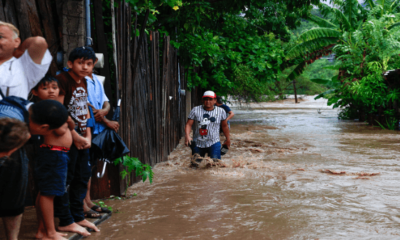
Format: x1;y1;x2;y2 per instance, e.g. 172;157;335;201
91;205;112;214
84;209;101;218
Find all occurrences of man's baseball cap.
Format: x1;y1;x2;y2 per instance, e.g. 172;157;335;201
203;90;216;98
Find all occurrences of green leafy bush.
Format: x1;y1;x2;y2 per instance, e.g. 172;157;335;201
114;155;154;195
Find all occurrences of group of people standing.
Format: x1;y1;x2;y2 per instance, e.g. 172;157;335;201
0;18;236;240
0;21;117;240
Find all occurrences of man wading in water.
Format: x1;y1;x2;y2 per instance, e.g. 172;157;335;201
185;90;230;166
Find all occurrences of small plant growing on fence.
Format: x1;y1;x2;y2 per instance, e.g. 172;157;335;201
114;155;154;195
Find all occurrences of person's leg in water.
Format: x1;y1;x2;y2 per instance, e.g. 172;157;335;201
190;143;208;167
36;192;68;240
208;142;222;162
2;215;22;240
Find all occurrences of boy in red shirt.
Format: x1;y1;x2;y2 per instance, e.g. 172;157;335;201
54;47;99;235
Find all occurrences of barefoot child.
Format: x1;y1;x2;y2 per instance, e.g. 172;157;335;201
30;100;72;240
0;97;71;240
30;76;85;239
83;59;118;218
54;46;99;234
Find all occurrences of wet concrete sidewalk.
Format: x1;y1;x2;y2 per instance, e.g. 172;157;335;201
0;207;111;239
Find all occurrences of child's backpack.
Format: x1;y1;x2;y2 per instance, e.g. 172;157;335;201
0;88;31;124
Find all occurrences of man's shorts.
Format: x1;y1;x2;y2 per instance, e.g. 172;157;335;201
34;145;70;197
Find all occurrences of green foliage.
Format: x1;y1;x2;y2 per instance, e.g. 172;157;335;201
114;155;154;195
295;0;400;128
179;15;286;97
229;64;273;102
94;201;113;212
100;0;321;100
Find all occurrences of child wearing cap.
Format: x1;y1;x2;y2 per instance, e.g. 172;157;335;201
184;90;231;165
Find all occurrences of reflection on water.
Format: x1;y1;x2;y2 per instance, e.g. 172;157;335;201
92;98;400;240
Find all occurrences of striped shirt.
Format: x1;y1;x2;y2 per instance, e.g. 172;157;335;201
188;105;227;148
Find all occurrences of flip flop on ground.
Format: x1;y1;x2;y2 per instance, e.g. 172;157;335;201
84;209;101;218
91;205;112;214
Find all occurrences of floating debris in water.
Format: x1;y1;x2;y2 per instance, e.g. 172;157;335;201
320;169;380;177
320;169;346;175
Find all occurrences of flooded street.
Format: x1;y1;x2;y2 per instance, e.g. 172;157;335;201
92;96;400;240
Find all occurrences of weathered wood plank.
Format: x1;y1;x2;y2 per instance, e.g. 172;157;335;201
93;0;114;107
61;0;85;66
36;0;59;75
14;0;42;40
4;0;18;28
0;0;6;22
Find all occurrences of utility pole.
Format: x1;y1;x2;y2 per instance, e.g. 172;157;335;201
293;80;298;103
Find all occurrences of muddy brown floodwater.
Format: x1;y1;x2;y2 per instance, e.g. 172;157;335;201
90;97;400;240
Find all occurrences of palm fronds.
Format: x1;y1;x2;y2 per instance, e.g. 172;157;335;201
287;61;308;81
331;8;352;31
366;0;376;9
341;0;359;27
310;78;331;84
390;0;400;12
297;28;341;43
388;21;400;30
286;37;338;60
307;15;338;29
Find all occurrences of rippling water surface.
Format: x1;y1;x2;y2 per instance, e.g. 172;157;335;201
91;97;400;240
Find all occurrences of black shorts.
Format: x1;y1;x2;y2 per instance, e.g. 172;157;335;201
0;149;29;217
34;146;69;197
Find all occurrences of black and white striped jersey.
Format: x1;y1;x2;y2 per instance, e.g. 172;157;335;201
188;105;227;148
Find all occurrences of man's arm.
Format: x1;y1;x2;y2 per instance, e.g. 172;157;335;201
93;101;110;122
83;109;92;147
221;120;231;149
13;36;48;64
226;111;235;122
71;129;90;150
185;119;194;146
103;118;120;132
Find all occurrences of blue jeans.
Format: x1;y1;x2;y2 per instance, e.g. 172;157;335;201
191;142;221;159
54;145;91;226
